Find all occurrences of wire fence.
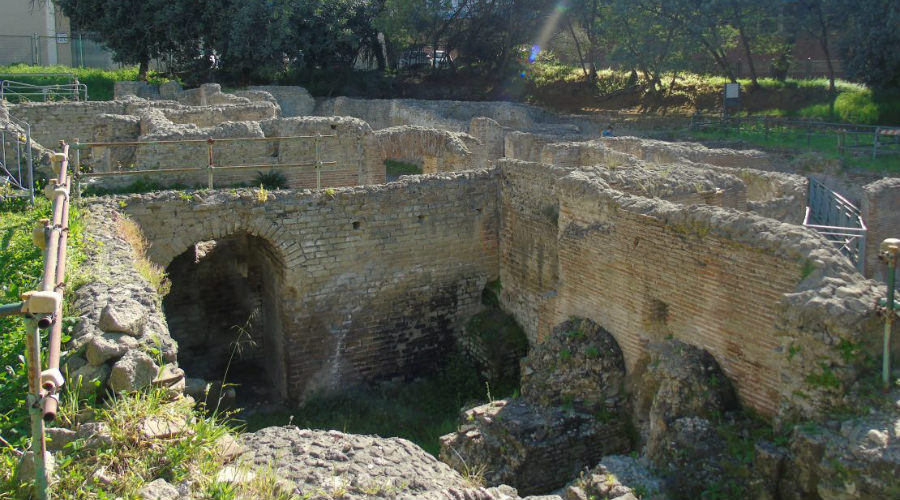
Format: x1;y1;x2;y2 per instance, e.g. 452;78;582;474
690;114;900;159
1;114;35;203
1;75;88;102
0;33;114;69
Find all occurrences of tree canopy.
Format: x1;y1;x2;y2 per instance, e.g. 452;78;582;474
52;0;900;90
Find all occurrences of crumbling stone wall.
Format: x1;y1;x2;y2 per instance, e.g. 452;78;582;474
601;136;781;171
515;137;806;223
314;95;578;133
64;204;179;397
249;86;315;117
10;101;131;147
498;159;884;421
120;170;499;401
376;125;484;173
862;177;900;281
77;110;385;190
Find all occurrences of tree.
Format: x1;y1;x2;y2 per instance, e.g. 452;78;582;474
838;0;900;89
787;0;845;93
54;0;187;79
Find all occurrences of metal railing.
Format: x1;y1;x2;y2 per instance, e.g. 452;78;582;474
1;114;35;203
690;114;900;159
72;134;340;192
0;144;73;500
804;177;867;272
0;75;88;102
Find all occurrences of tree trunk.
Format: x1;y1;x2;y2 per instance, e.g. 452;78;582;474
566;16;589;80
138;57;149;81
700;39;736;82
737;25;759;88
821;27;836;94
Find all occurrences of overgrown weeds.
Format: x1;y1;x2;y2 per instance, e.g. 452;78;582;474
116;216;171;298
244;353;502;457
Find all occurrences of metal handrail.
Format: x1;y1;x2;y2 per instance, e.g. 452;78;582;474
71;134;338;148
0;79;88;102
74;134;340;191
0;143;72;499
804;179;867;272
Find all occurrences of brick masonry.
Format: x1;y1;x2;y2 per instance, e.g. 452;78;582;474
496;160;886;421
110;159;888;422
120;169;500;401
862;177;900;281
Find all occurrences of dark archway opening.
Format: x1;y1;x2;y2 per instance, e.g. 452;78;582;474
163;232;286;407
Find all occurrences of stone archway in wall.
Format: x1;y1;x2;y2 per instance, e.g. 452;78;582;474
162;231;287;405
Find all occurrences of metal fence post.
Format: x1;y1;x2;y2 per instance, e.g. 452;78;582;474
873;128;880;159
315;133;322;190
26;123;34;204
24;315;48;500
74;140;81;203
207;138;215;189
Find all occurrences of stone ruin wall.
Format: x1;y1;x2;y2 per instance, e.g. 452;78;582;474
5;84;895;419
118;170;499;400
507;133;809;225
862;177;900;281
375;125;486;174
9;97;386;190
64;159;887;423
497;160;887;421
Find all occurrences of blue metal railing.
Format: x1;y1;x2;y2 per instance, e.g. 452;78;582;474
804;177;866;272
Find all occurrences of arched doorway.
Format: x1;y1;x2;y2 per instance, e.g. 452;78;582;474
163;232;286;405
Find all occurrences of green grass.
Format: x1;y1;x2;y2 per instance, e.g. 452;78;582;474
243;354;502;457
686;122;900;173
0;196;84;451
0;64;170;101
384;159;422;179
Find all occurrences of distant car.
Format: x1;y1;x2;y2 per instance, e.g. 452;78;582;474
432;50;451;68
398;50;432;69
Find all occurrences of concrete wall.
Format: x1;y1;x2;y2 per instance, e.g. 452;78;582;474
120;170;500;401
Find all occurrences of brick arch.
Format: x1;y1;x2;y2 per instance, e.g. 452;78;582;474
142;211;293;273
161;227;291;402
375;125;479;174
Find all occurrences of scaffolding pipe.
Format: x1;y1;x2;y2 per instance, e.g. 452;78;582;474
70;134;337;148
25;316;48;500
41;145;70;420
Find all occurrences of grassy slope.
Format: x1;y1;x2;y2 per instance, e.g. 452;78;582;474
0;64;169;101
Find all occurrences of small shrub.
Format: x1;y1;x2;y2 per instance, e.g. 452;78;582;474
384;160;422;178
834;89;880;124
798;103;832;121
254;170;288;190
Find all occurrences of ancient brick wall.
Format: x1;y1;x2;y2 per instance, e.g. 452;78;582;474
498;160;883;420
249;86;315;117
525;138;805;223
375;125;483;173
159;103;277;127
862;178;900;281
10;101;129;147
78;114;385;190
120;170;499;401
